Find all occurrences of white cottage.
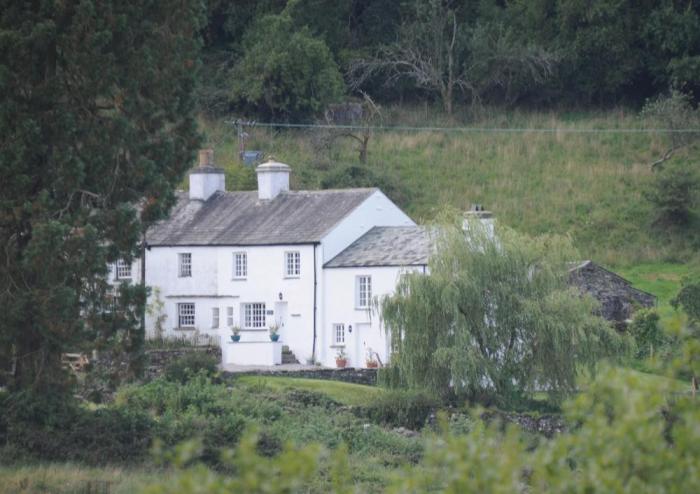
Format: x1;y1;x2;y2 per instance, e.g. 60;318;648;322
108;150;431;367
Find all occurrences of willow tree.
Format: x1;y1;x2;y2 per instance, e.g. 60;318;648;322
380;221;625;406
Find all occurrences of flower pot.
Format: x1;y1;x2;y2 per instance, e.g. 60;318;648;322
231;334;241;342
270;334;280;342
366;361;378;368
336;358;348;368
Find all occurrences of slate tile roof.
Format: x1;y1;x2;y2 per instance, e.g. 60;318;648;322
325;226;433;268
146;188;376;246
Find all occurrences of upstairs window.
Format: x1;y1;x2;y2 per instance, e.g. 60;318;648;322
285;251;300;277
243;303;266;329
333;323;345;344
115;259;132;280
211;307;219;328
356;275;372;309
179;253;192;277
178;303;195;327
233;252;247;279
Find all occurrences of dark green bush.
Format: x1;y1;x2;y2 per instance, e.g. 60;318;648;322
164;351;218;383
0;390;154;465
362;390;438;430
629;309;669;359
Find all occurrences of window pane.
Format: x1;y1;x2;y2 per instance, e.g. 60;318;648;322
212;307;219;328
243;303;266;328
234;253;247;278
334;323;345;344
116;259;131;280
226;306;234;326
179;253;192;277
178;303;195;327
286;251;300;276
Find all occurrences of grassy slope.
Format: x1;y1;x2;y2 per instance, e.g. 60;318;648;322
235;375;383;406
202;108;699;267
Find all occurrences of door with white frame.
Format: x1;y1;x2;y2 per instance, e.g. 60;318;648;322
352;323;371;368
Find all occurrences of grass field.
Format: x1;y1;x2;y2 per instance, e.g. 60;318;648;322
235;375;384;406
202;108;699;267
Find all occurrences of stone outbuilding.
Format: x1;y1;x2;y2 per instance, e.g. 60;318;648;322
568;261;656;329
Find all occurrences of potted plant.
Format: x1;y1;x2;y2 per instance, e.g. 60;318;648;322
230;326;241;342
269;323;280;342
366;348;379;368
335;349;348;368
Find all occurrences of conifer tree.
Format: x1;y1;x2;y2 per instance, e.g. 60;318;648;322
0;0;203;390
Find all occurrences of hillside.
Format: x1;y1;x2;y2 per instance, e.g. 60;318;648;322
202;109;699;268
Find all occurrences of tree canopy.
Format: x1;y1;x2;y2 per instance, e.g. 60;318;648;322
0;0;203;390
380;220;626;406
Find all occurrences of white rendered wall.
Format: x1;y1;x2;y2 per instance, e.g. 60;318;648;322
320;190;415;263
321;265;425;368
143;244;316;362
189;172;225;201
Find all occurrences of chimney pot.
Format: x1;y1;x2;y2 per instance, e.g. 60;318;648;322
198;149;214;167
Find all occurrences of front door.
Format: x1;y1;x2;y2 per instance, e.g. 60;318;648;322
275;301;288;338
353;323;371;367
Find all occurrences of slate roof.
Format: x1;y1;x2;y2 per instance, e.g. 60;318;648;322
325;226;433;268
146;189;376;246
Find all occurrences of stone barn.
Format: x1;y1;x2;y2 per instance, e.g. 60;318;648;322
568;261;656;329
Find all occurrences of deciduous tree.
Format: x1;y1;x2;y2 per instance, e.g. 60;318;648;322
380;220;626;406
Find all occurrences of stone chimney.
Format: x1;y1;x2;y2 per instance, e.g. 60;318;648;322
189;149;225;201
256;158;290;200
463;204;495;237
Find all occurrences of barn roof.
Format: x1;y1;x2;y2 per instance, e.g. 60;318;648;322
325;226;433;268
146;189;376;246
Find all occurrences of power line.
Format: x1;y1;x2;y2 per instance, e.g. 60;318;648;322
226;120;700;134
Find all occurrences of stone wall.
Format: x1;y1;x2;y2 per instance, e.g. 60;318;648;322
224;367;378;386
145;346;221;380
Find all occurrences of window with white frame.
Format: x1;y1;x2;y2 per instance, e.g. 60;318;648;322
333;323;345;344
233;252;247;279
285;251;300;277
356;275;372;308
179;253;192;277
115;259;132;280
178;303;195;327
226;306;234;327
211;307;219;328
242;303;266;329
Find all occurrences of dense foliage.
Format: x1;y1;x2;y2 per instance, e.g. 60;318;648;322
0;0;203;390
230;14;344;119
202;0;700;117
380;221;626;406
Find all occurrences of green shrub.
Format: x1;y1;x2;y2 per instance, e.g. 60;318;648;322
644;159;699;226
629;309;669;359
163;352;218;383
0;390;154;465
361;390;437;430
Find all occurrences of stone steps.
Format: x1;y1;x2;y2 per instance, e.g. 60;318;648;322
281;345;300;364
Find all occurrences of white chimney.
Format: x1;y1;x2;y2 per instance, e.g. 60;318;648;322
256;158;290;200
189;149;225;201
463;204;495;237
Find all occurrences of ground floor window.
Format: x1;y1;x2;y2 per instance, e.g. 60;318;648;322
243;303;266;329
333;323;345;344
227;306;234;327
212;307;219;328
178;303;195;327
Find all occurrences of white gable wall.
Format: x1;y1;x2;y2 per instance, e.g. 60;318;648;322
320;190;415;263
321;265;425;367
